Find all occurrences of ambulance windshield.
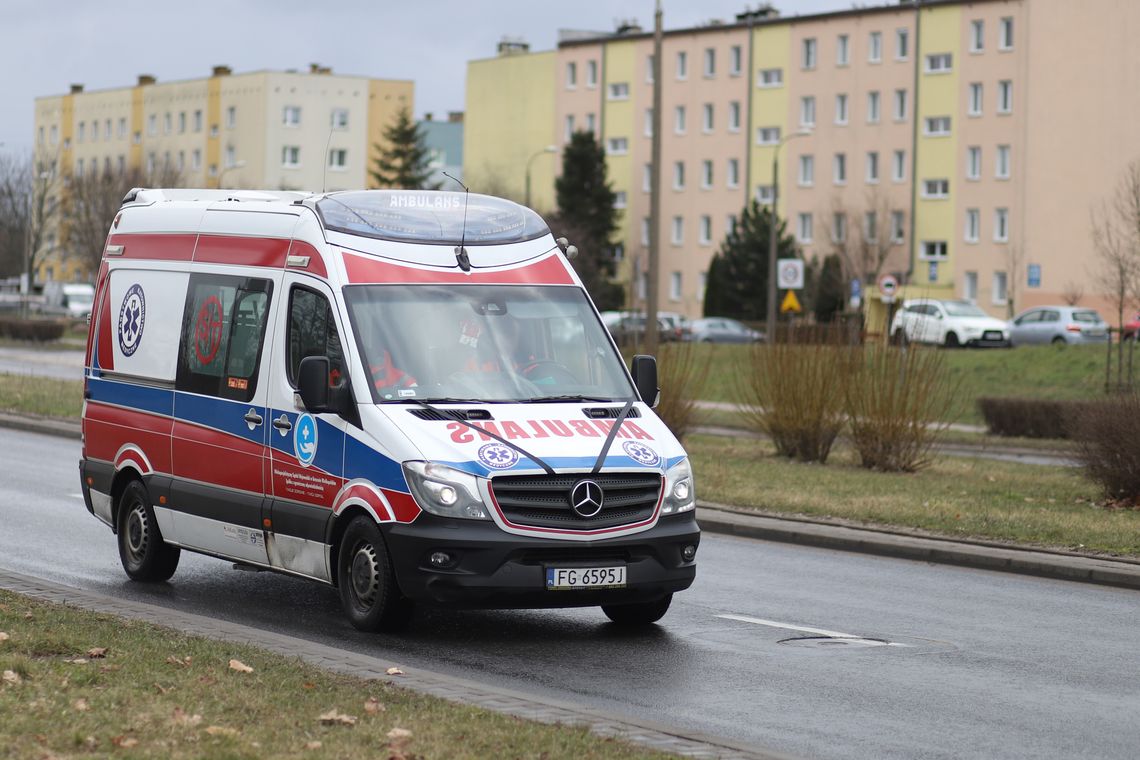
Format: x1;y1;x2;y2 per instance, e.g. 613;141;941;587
344;284;635;404
317;191;550;245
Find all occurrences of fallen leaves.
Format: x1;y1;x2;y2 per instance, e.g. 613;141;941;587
0;631;9;643
317;710;357;726
228;659;254;674
385;667;404;676
2;670;21;685
73;698;90;712
86;647;108;659
205;725;239;737
64;658;89;665
111;736;139;749
363;696;385;714
171;706;202;726
166;655;192;668
304;740;323;750
387;727;414;759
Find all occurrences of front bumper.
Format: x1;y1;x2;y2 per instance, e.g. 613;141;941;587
382;513;700;608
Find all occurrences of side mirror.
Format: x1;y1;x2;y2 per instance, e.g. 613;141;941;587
630;354;659;408
297;356;331;413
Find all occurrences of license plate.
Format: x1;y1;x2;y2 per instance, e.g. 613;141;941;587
983;331;1003;341
546;566;626;590
1087;329;1106;337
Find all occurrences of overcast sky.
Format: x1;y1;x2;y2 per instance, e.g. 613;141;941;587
4;0;852;154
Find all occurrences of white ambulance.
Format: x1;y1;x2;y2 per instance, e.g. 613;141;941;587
79;188;698;631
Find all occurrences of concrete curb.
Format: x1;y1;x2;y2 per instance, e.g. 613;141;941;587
0;569;794;760
0;411;81;440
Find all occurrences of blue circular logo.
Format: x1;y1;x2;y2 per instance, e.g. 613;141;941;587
117;284;146;357
478;443;518;470
622;441;660;467
294;413;318;467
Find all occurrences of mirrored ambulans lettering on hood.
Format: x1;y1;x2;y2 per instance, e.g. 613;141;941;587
79;188;698;634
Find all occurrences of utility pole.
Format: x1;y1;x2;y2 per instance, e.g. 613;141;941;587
645;0;663;355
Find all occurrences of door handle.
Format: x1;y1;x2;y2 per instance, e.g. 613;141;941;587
273;414;293;433
244;409;264;426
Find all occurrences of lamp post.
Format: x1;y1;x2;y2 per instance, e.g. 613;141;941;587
217;159;246;189
765;129;812;340
524;145;557;209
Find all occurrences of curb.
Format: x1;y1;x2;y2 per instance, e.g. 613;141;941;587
0;569;794;760
4;413;1137;591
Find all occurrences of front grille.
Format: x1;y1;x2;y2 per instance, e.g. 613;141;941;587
407;408;493;421
490;472;662;531
582;406;642;419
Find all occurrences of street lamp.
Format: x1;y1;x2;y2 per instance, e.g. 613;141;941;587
217;159;246;189
524;145;558;209
765;128;813;340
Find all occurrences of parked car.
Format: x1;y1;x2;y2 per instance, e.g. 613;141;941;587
607;314;676;346
600;311;686;342
685;317;764;343
1009;306;1109;346
890;299;1009;347
1121;312;1140;340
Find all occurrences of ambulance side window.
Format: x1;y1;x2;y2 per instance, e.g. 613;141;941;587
287;287;345;389
176;274;272;402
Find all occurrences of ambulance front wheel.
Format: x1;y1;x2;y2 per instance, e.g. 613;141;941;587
116;479;180;582
337;516;414;633
601;594;673;626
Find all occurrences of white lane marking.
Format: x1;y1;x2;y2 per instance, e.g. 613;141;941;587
715;614;910;646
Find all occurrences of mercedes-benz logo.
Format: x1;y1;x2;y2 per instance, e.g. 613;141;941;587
569;479;604;518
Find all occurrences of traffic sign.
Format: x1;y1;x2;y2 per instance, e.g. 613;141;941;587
876;273;899;302
780;289;802;314
776;258;804;290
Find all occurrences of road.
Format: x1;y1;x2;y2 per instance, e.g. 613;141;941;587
0;346;84;380
2;427;1138;760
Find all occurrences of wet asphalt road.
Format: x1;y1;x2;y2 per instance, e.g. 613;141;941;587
0;347;85;381
2;428;1138;760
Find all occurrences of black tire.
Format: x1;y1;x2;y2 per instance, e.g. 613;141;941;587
602;594;672;626
116;479;180;582
337;516;413;632
944;332;960;348
1052;336;1067;345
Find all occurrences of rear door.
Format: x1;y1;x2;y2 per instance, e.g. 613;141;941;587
1011;310;1041;345
1038;309;1061;343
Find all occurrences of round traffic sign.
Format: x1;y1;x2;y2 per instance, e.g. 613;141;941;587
877;273;899;298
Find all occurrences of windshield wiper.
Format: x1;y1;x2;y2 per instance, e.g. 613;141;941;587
521;395;618;403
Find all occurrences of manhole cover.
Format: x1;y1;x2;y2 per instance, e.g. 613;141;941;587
779;636;891;649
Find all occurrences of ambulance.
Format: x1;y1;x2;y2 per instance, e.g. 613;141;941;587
79;188;699;632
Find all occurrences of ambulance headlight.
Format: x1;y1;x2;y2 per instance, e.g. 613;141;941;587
403;461;489;520
661;458;695;515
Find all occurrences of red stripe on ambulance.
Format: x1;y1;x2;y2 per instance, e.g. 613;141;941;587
342;251;574;285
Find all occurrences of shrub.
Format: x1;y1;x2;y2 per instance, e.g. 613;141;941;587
653;341;711;444
977;397;1088;439
0;318;66;342
1071;393;1140;505
736;342;854;463
844;344;956;472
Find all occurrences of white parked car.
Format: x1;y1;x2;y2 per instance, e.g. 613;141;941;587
890;299;1010;348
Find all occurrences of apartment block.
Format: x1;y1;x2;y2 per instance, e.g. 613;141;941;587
465;0;1140;323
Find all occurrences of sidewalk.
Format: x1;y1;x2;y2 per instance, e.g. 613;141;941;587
2;410;1135;590
694;400;989;434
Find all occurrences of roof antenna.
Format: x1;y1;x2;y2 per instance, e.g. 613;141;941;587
442;171;471;272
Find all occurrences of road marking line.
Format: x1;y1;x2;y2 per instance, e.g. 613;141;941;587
715;613;911;646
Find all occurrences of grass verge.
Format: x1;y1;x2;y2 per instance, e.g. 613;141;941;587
0;373;83;418
0;590;670;759
688;433;1140;557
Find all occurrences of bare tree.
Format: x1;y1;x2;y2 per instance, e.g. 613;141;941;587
1091;160;1140;385
1061;281;1085;306
1004;241;1025;318
0;150;64;293
830;188;897;292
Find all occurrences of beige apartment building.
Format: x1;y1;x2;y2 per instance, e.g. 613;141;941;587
465;0;1140;323
32;65;412;282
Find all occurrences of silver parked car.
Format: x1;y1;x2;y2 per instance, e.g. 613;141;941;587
1009;306;1109;345
686;317;764;343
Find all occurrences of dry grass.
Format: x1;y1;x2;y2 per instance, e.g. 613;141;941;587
653;341;711;443
0;373;83;418
1071;393;1140;505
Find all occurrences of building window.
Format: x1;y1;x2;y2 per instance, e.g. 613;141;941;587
283;106;301;127
921;241;948;260
868;31;882;63
832;212;847;243
835;93;849;125
586;113;596;134
925;53;953;73
837;34;850;66
924;116;951;136
725;216;737;236
194;110;203;132
802;38;817;69
177;151;185;171
699;271;708;300
670;272;683;301
224;146;236;168
757;126;781;145
328;148;347;169
613;243;624;262
607;82;630;100
92;121;100;141
833;153;847;185
330;108;349;129
49;125;58;145
118;118;127;139
722;158;739;189
891;210;905;243
892;149;906;182
893;89;908;121
996;145;1011;179
147;114;156;136
993;271;1008;304
704;48;716;77
564;115;575;141
965;208;980;242
671;216;684;245
606;137;629;155
644;108;653;137
641;217;650;245
799;154;815;186
642;164;652;192
75;159;84;178
646;54;655;83
867;90;881;123
864;211;878;242
1000;17;1014;50
699;215;712;245
566;62;577;88
797;212;814;243
970;19;985;52
674;105;687;134
728;101;741;132
701;160;713;189
676;51;688;80
118;155;126;173
922;179;950;199
800;96;816;127
36;126;43;146
730;45;742;76
866;151;880;183
994;208;1009;242
77;122;86;143
586;60;598;87
998;80;1013;113
896;28;909;60
969;83;983;116
673;161;686;190
758;68;783;88
210;124;219;138
702;103;714;132
756;185;775;205
613;191;627;209
164;112;172;134
967;146;981;180
176;112;185;133
281;146;301;167
964;271;978;301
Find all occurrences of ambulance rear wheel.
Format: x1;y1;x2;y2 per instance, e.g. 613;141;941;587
601;594;672;626
116;480;180;582
337;516;413;633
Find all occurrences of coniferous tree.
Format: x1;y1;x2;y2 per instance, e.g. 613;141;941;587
813;253;847;322
369;107;437;189
549;131;623;310
704;200;798;320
